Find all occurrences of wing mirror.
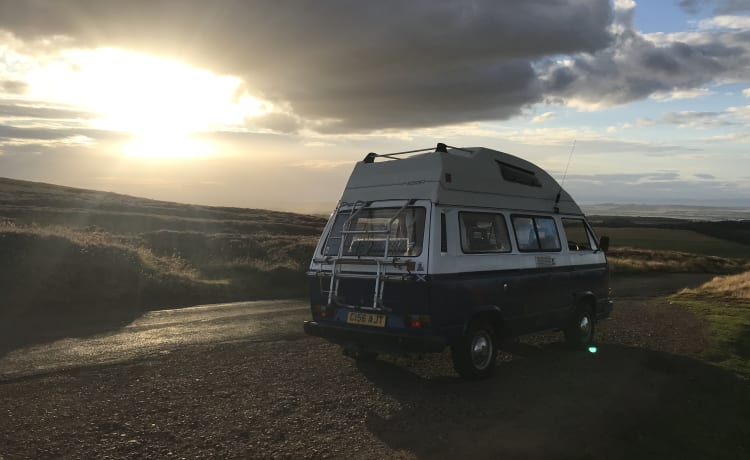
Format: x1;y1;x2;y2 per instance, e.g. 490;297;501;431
599;235;610;253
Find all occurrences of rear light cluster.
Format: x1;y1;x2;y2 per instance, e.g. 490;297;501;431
405;314;431;329
311;304;336;319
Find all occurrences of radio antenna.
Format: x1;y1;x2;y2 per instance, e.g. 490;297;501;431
554;139;576;213
561;139;576;187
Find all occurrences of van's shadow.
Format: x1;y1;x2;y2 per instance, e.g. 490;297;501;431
356;343;750;460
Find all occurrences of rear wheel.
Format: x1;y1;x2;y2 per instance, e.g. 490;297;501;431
564;305;595;348
451;320;497;380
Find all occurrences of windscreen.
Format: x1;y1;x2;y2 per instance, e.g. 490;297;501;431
322;207;426;257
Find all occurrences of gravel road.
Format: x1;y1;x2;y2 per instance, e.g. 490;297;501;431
0;300;308;379
2;273;749;459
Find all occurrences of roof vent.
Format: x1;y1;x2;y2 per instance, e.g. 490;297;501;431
496;160;542;187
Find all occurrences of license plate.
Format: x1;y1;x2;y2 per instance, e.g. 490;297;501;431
347;311;387;327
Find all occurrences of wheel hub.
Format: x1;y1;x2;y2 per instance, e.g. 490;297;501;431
471;332;493;370
579;316;591;336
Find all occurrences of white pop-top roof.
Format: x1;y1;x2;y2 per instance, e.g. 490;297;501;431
340;146;582;215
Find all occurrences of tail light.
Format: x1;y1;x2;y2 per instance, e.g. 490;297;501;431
312;304;336;319
406;314;431;328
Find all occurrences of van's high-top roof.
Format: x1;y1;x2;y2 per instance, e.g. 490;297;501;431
340;145;582;215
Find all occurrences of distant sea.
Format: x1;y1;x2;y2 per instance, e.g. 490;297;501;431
582;204;750;221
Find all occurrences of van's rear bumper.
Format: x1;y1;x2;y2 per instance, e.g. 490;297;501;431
304;321;446;353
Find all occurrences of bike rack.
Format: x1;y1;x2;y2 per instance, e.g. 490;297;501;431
321;199;415;310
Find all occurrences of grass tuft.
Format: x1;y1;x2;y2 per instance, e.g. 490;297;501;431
608;247;750;274
672;271;750;378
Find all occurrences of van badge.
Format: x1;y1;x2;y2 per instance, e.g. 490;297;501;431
535;256;556;267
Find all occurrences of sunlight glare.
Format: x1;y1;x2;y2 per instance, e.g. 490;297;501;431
27;48;266;159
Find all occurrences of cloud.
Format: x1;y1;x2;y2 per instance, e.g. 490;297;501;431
246;111;301;134
678;0;703;14
679;0;750;15
0;1;746;136
293;159;352;170
531;111;556;123
0;80;27;94
0;102;97;121
699;15;750;30
541;1;750;110
717;0;750;13
694;173;717;179
743;88;750;97
662;110;734;127
564;170;750;206
650;88;713;101
659;105;750;127
0;0;614;133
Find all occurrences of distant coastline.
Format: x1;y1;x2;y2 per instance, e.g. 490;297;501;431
582;203;750;221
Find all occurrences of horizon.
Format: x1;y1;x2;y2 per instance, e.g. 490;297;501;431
4;175;750;222
1;1;749;209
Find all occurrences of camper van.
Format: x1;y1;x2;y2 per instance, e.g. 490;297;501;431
304;144;612;379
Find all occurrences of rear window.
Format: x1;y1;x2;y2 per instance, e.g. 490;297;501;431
322;207;426;257
512;215;561;252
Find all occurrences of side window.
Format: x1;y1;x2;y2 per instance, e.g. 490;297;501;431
512;216;538;251
561;218;595;251
459;212;512;253
535;217;561;251
512;215;562;252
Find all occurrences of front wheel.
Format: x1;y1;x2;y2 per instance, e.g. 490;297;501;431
564;306;595;348
451;320;497;380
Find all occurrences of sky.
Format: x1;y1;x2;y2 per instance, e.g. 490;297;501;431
0;0;749;213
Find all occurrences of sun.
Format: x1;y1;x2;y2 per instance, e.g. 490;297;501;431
27;48;265;159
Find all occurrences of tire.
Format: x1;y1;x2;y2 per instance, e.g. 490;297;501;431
451;320;497;380
564;305;595;348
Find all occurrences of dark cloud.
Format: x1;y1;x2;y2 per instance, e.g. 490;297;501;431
717;0;750;13
678;0;702;14
0;1;746;133
0;0;614;132
679;0;750;14
542;3;750;108
246;112;301;134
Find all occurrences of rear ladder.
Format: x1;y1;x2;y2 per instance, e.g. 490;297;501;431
323;199;415;311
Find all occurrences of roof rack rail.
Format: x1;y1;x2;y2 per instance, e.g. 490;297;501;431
363;143;473;163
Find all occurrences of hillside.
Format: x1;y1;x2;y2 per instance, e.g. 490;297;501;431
0;177;325;235
0;177;327;348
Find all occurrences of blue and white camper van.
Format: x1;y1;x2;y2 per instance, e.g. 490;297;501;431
304;143;612;379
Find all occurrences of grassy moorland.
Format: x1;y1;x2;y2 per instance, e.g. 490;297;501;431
0;177;326;344
672;271;750;378
591;217;750;274
596;226;750;259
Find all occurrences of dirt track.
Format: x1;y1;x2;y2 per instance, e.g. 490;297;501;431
1;274;749;459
